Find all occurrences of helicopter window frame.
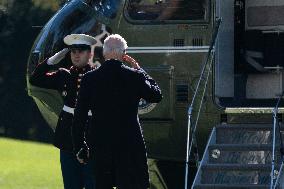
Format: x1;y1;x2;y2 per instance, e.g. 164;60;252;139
123;0;211;24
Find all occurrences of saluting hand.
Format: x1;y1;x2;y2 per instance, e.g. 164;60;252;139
122;54;140;69
47;48;70;65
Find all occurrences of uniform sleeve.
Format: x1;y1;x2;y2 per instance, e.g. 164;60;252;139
72;74;92;153
29;59;64;90
137;68;163;103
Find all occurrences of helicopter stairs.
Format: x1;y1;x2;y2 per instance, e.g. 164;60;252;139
192;123;284;189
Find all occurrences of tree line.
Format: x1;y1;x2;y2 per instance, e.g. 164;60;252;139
0;0;66;142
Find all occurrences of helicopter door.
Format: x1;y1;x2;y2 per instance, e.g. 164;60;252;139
215;0;284;107
215;0;235;106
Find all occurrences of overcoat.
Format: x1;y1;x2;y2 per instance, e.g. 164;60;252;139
72;59;162;189
29;60;94;152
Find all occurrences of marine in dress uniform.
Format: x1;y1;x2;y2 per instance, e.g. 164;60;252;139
29;34;97;189
72;34;163;189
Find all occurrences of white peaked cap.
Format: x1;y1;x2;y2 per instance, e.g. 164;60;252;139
63;34;97;46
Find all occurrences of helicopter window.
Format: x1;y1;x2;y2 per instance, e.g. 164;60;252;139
126;0;209;22
90;0;121;18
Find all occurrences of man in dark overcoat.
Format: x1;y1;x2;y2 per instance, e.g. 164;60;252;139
72;34;162;189
29;34;97;189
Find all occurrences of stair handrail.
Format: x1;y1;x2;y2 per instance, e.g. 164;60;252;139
271;90;284;189
184;18;222;189
274;163;284;189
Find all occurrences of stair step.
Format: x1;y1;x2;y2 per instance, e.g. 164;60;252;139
217;124;283;130
192;124;284;188
200;164;273;184
208;144;282;164
210;144;277;151
216;124;284;144
193;184;270;189
202;163;272;171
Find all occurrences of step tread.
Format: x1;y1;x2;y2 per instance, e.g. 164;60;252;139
202;163;272;170
193;184;270;189
209;144;278;151
216;123;283;130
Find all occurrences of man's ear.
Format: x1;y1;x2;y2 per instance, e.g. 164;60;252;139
89;52;94;60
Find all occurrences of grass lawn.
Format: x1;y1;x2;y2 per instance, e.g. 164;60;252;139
0;137;63;189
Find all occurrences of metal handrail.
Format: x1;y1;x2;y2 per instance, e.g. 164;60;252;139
184;18;222;189
271;90;284;189
274;162;284;189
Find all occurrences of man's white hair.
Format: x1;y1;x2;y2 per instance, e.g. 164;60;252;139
103;34;128;56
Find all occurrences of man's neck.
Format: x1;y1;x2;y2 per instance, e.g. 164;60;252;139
104;53;122;61
72;62;89;68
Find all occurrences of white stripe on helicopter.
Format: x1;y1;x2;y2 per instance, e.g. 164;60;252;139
126;46;210;53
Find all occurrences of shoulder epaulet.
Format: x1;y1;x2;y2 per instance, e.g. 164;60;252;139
84;69;97;77
122;64;140;72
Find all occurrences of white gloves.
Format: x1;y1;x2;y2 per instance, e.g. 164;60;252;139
47;48;69;65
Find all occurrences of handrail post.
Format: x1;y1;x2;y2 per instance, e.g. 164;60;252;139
184;106;193;189
271;91;284;188
271;108;278;189
184;18;222;189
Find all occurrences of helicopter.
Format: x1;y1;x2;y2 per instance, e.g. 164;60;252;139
27;0;284;188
